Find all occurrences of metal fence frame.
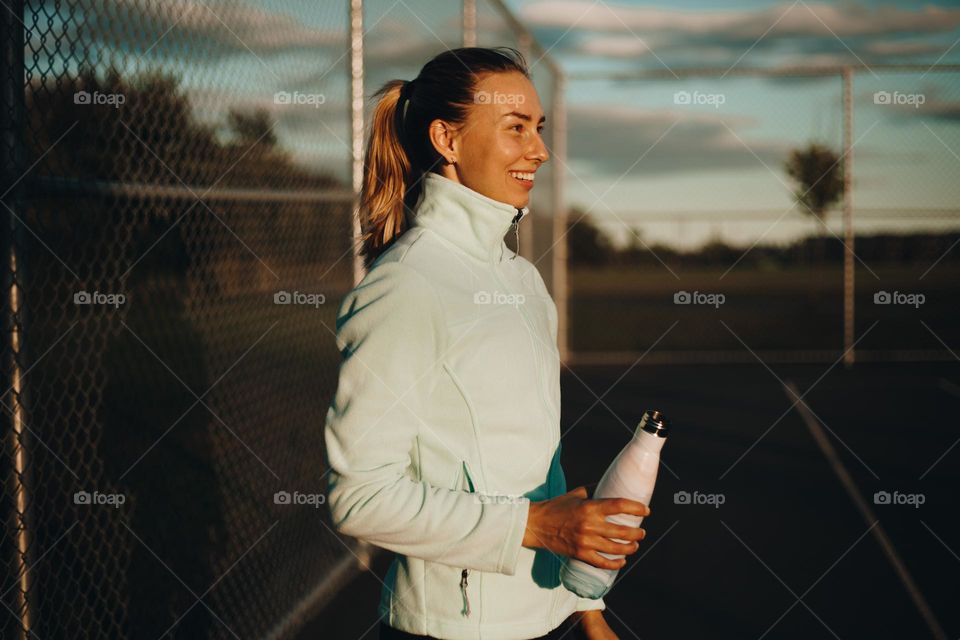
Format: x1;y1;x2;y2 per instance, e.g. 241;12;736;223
3;1;35;636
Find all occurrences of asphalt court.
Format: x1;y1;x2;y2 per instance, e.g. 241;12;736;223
558;361;959;639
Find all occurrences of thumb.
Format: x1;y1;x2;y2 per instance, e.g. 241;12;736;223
570;485;589;499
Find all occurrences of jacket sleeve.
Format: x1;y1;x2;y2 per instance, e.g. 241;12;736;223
575;595;607;611
323;260;530;575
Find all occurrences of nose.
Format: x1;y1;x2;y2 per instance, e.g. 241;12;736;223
528;131;549;165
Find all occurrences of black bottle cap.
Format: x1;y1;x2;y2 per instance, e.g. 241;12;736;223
640;410;669;438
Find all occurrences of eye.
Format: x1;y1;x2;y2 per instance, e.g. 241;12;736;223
512;124;523;132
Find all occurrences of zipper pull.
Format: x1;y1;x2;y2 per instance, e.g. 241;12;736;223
460;569;471;617
510;208;524;261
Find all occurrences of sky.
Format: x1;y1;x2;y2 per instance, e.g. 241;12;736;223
32;0;960;249
502;0;960;247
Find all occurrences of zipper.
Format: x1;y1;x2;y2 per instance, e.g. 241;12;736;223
501;208;525;262
509;207;560;434
509;208;523;260
475;256;556;621
460;568;471;617
456;211;533;621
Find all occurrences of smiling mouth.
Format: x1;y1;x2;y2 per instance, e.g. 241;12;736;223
508;170;535;184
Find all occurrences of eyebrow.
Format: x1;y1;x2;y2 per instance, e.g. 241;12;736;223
502;111;546;124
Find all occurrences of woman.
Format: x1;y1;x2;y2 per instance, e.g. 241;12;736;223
323;47;650;640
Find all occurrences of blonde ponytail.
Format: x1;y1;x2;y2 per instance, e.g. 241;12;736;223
358;80;417;269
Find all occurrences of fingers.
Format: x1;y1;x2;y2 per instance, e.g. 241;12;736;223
594;536;641;557
570;485;589;499
597;497;650;517
600;523;647;542
582;550;628;571
575;528;647;570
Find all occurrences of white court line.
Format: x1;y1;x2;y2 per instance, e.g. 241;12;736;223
920;379;960;480
938;378;960;399
782;381;947;640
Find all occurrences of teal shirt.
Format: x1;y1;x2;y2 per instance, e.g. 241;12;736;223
324;172;605;639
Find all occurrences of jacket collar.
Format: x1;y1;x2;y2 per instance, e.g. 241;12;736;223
412;172;529;264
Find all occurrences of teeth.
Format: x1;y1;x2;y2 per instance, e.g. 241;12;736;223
509;171;534;182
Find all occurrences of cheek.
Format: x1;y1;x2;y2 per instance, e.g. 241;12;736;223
490;133;524;165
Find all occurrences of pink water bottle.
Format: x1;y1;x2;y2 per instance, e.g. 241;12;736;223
560;410;669;598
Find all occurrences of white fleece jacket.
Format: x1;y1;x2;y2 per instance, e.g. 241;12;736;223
323;172;605;640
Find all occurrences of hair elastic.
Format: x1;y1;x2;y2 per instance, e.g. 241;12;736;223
400;79;416;124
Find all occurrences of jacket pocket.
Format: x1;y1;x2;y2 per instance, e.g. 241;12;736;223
452;459;476;492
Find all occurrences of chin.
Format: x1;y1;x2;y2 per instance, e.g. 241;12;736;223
513;192;530;208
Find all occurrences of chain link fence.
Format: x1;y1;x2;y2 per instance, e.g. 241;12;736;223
5;0;358;634
8;0;956;638
1;0;562;638
561;65;960;365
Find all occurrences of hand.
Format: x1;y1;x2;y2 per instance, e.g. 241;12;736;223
522;486;649;570
575;610;619;640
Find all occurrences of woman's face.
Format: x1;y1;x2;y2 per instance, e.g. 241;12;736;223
431;71;549;209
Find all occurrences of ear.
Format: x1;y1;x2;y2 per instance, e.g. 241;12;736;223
428;118;461;161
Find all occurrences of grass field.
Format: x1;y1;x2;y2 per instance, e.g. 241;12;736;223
569;264;960;353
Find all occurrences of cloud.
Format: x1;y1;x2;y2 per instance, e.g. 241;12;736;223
566;103;790;177
521;1;960;65
922;98;960;122
98;0;344;58
865;85;960;123
863;39;949;57
364;21;453;72
360;15;468;81
576;34;658;58
522;1;960;39
178;84;350;178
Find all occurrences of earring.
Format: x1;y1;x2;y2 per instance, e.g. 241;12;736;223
447;157;456;165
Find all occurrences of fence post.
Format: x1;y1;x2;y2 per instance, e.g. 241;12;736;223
462;0;476;48
346;0;377;570
842;66;855;367
349;0;366;286
552;73;569;364
517;33;535;259
1;1;35;637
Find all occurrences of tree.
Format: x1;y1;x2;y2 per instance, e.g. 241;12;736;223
784;142;844;262
566;207;614;265
226;107;278;148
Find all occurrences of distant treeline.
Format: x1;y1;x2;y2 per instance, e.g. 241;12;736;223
567;211;960;268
